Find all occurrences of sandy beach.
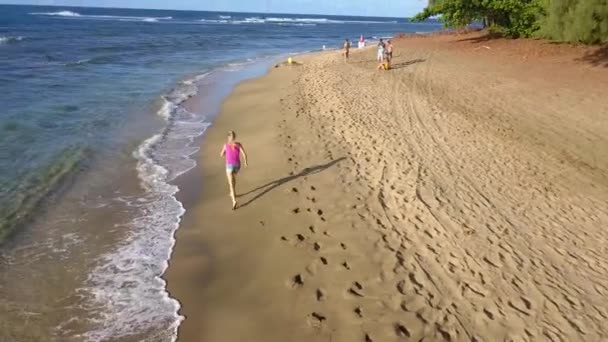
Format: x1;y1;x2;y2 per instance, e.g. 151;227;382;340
166;31;608;342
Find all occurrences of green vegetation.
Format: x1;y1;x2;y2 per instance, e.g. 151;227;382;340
540;0;608;43
412;0;608;44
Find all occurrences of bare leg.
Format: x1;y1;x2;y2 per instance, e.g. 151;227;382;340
226;170;237;209
232;173;237;208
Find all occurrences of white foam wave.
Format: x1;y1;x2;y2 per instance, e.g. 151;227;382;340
222;59;260;72
243;17;266;24
31;11;396;25
83;72;211;341
31;11;172;22
205;16;398;25
109;15;172;21
277;23;317;27
266;17;332;23
181;72;211;86
31;10;81;16
344;19;398;24
0;36;25;44
63;58;92;66
199;19;229;24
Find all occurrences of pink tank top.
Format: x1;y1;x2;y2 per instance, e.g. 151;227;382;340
225;143;240;165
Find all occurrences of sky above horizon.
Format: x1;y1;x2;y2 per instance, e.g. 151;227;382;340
0;0;428;17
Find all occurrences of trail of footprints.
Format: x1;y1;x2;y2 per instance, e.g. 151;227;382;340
277;75;420;341
283;182;361;330
280;115;380;338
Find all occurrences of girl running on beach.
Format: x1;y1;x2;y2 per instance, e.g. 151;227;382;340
220;130;248;210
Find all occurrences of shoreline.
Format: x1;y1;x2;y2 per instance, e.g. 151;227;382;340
167;31;608;341
166;53;324;341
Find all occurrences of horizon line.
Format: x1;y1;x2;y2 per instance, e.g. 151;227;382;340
0;2;421;19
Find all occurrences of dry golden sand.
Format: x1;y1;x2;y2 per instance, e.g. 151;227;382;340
167;35;608;342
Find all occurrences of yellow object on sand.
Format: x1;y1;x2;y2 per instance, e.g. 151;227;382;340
288;57;293;64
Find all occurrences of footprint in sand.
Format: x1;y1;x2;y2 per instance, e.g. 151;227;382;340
508;297;532;316
305;262;318;276
394;323;411;338
408;272;424;289
316;288;326;302
348;281;365;297
483;307;496;320
396;279;407;295
308;312;326;328
290;274;304;288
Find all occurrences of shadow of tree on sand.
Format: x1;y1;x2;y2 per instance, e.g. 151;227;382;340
577;44;608;68
390;59;426;69
238;157;345;208
456;32;503;43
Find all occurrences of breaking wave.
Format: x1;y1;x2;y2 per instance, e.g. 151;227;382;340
0;36;25;45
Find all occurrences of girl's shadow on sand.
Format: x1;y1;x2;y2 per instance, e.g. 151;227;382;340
238;157;345;208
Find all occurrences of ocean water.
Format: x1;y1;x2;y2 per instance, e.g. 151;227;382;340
0;5;441;341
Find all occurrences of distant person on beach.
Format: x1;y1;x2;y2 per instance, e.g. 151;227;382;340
386;40;394;63
377;39;385;62
220;130;248;210
377;39;386;70
343;39;350;60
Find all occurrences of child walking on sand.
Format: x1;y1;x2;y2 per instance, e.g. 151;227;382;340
220;130;248;210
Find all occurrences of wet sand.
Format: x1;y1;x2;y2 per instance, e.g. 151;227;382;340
167;32;608;341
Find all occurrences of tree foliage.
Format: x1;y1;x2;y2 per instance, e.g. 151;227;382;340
412;0;608;43
539;0;608;43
